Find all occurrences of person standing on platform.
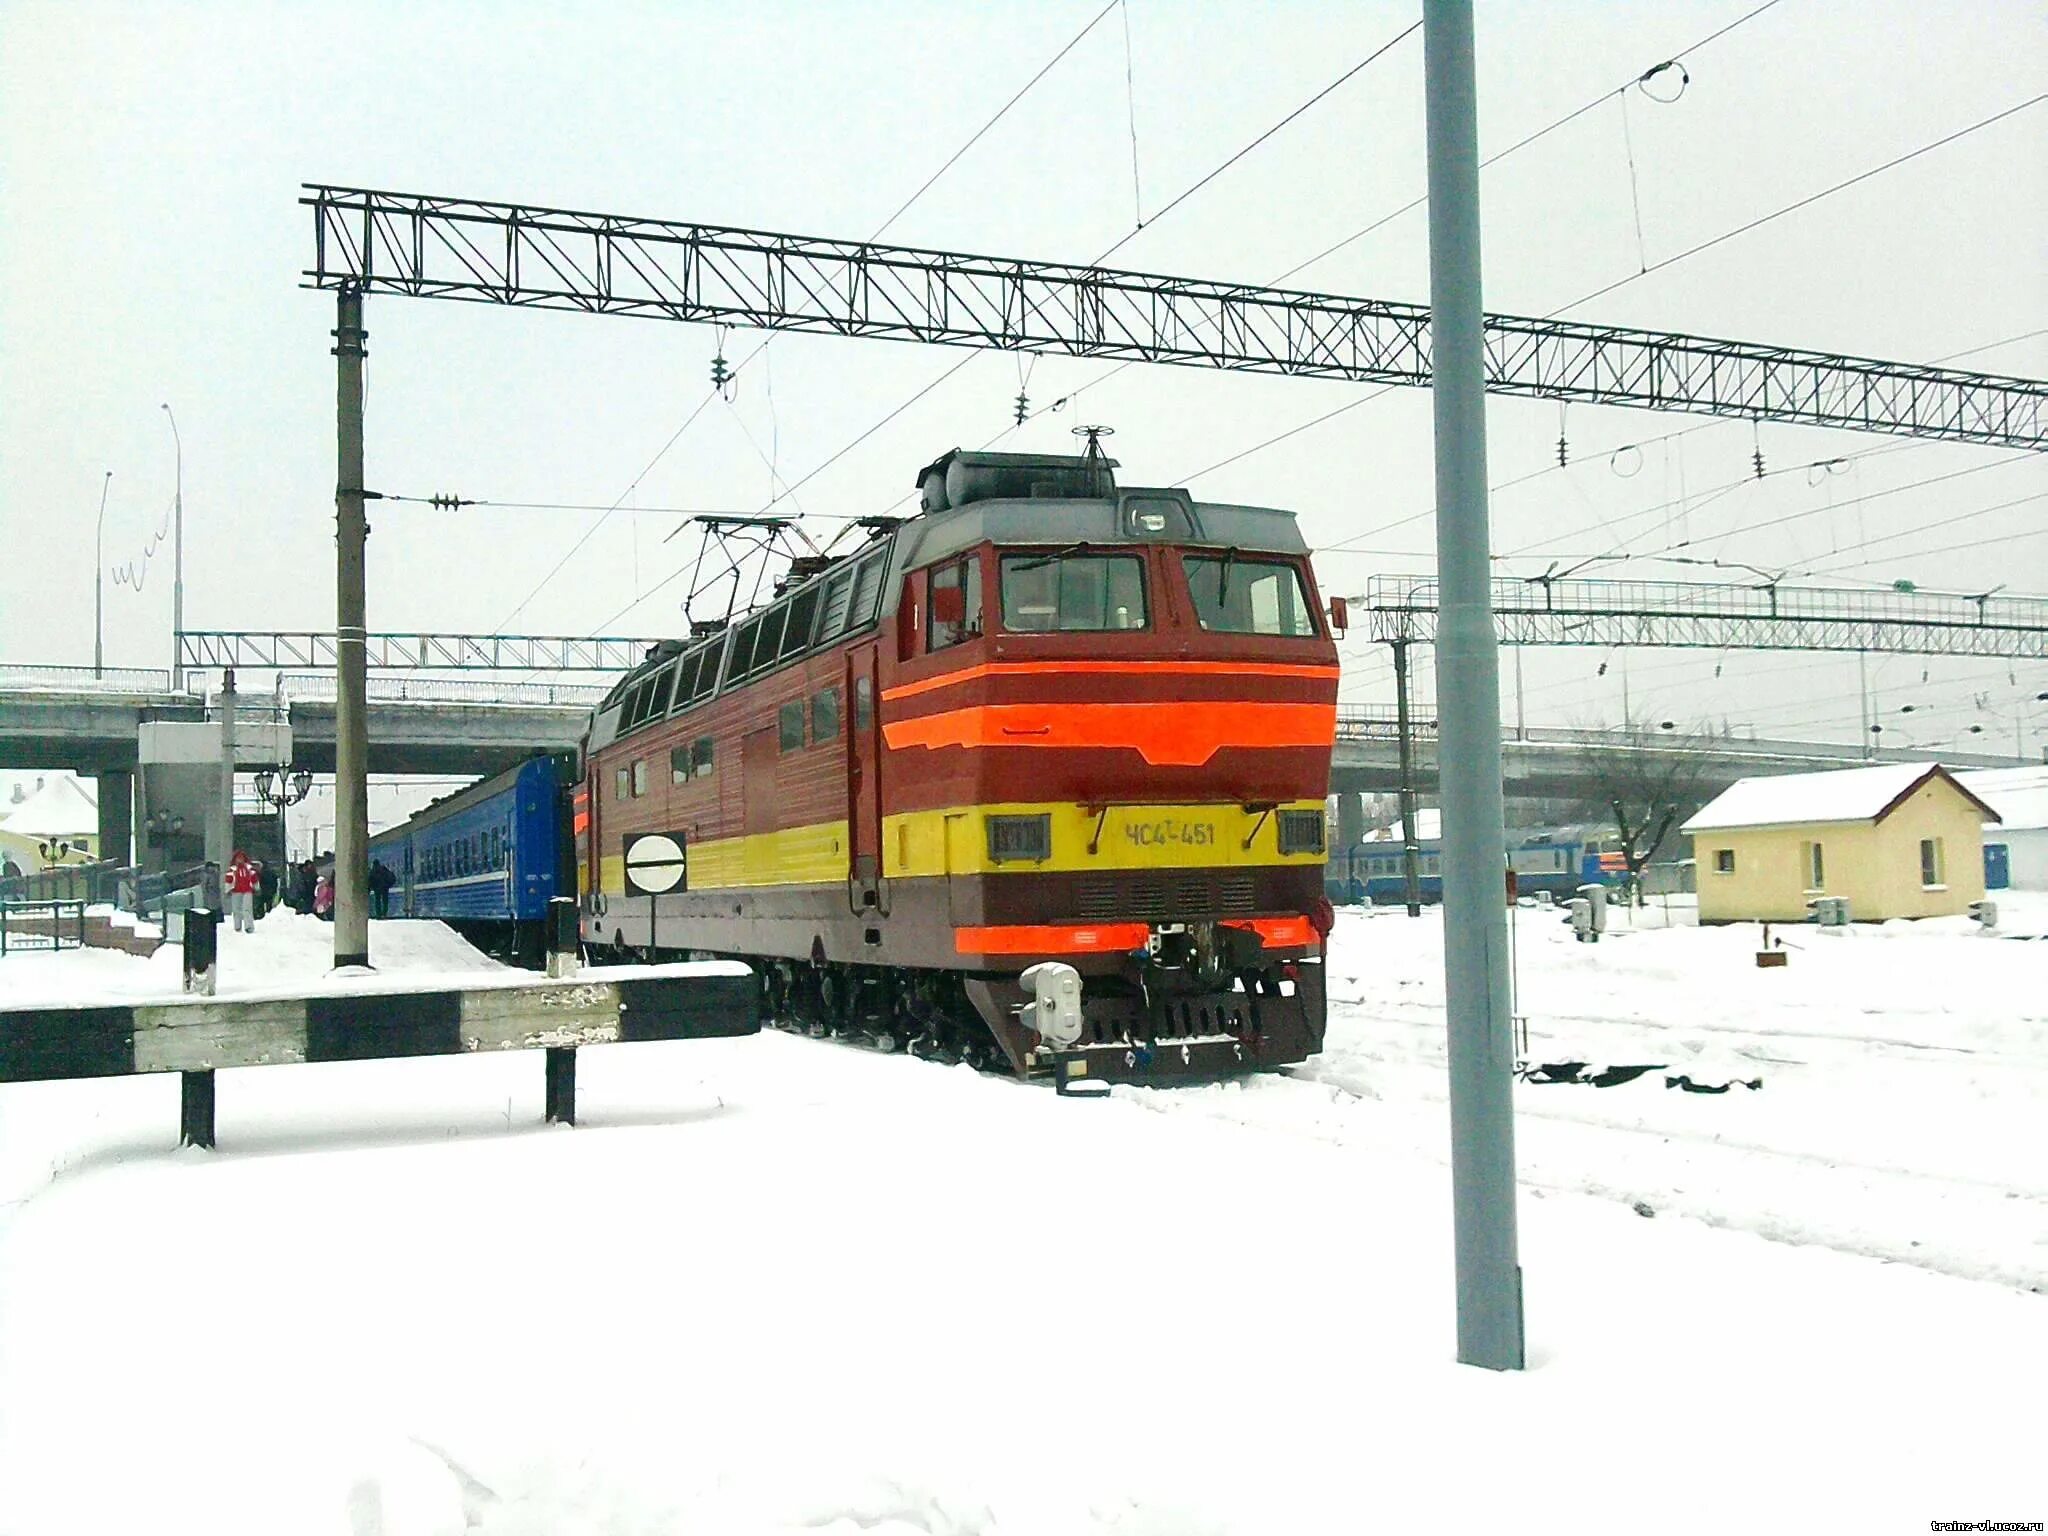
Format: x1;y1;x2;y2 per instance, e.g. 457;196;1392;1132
225;850;259;933
369;857;397;920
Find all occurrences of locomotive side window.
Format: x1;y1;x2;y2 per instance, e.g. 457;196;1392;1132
855;676;873;731
778;701;805;752
999;552;1147;632
927;556;983;650
631;759;648;797
670;745;691;786
1182;555;1318;637
812;685;841;742
691;737;715;778
649;663;677;719
614;766;630;802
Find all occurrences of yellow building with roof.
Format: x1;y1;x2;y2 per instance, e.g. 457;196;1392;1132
1683;762;1998;924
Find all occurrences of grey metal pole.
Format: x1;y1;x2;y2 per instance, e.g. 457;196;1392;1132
94;471;111;678
333;286;371;968
1424;0;1525;1371
162;404;183;692
210;666;236;910
1392;639;1423;917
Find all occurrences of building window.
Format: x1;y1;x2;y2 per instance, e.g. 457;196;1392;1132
855;676;873;732
779;700;805;752
1802;840;1824;891
1920;837;1945;887
691;736;715;779
927;556;984;650
1714;848;1735;875
812;686;841;743
631;759;647;798
615;766;630;802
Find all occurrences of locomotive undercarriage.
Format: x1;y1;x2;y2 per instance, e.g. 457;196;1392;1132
710;940;1324;1085
585;882;1326;1084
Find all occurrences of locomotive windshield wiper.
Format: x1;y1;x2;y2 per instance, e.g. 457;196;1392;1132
1218;544;1239;601
1007;540;1090;573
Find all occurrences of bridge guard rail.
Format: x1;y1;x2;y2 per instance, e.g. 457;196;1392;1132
0;962;759;1147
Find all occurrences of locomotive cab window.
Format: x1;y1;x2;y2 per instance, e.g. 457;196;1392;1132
1182;554;1318;637
926;556;983;650
1000;551;1147;632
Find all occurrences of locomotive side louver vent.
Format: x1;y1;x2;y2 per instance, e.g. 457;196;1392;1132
1219;875;1256;913
987;814;1052;865
1277;810;1326;856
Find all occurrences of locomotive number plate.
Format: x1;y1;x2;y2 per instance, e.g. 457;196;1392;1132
1121;816;1218;850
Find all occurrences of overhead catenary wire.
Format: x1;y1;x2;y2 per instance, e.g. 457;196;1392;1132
595;15;1426;628
1553;93;2048;315
868;0;1123;243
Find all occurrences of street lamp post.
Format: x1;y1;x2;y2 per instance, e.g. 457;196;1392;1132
253;767;314;908
94;470;112;678
162;404;184;691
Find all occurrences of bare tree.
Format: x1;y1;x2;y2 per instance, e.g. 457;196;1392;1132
1568;718;1723;900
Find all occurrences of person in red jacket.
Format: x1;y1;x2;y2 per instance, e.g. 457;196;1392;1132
225;849;259;933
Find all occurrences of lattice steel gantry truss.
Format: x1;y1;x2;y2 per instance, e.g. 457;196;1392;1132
1362;575;2048;657
303;185;2048;450
177;631;665;672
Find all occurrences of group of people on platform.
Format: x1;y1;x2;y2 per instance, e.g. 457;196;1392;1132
220;851;396;930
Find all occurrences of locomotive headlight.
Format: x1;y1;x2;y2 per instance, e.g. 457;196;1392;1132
1018;960;1084;1049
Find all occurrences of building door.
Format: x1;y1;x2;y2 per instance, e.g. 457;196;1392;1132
1985;842;2011;890
846;642;885;914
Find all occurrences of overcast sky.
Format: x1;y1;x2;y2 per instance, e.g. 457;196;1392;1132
2;0;2043;757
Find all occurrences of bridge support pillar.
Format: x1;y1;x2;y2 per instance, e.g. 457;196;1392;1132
96;768;133;868
180;1069;216;1149
1335;792;1366;857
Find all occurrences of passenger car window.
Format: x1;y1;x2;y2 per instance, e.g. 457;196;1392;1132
1181;555;1318;637
1000;552;1147;632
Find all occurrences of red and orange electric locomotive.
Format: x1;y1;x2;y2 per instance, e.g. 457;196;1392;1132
579;445;1341;1083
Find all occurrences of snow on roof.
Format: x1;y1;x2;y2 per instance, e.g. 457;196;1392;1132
1682;762;1994;834
1957;765;2048;831
0;775;99;838
1364;808;1441;842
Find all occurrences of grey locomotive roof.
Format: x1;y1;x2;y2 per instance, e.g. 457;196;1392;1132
586;455;1314;752
885;491;1310;578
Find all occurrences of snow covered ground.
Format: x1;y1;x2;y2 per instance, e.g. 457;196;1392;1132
1;904;2042;1534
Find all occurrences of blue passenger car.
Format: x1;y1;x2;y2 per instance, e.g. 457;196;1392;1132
1331;825;1622;906
368;752;576;962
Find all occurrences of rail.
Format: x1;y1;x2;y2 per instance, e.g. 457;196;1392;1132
0;899;86;955
0;665;176;693
277;672;608;707
1332;707;2022;767
1361;575;2048;657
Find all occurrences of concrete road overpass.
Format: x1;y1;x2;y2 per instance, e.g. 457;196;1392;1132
0;675;589;777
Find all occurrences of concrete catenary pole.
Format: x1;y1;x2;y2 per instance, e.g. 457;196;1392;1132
162;404;184;692
333;285;371;968
1423;0;1525;1370
209;666;236;910
1392;638;1424;916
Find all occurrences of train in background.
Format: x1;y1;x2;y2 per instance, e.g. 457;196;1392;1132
366;753;578;963
1330;824;1626;906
